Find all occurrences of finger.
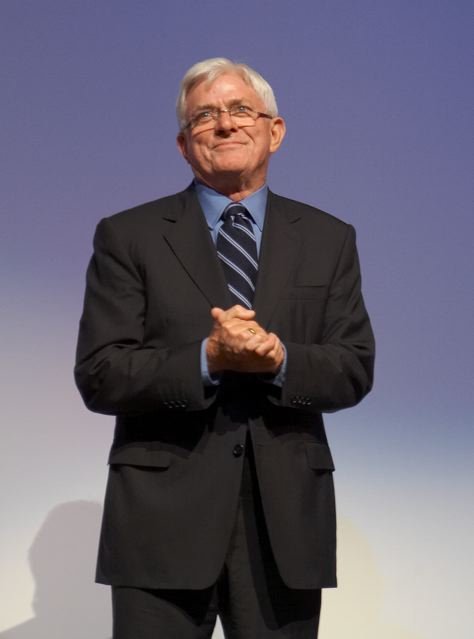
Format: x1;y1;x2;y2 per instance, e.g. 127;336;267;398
243;333;269;350
225;305;256;320
222;319;262;335
265;336;284;369
210;307;225;321
256;333;282;358
211;306;255;325
266;342;282;362
251;334;276;355
242;326;272;348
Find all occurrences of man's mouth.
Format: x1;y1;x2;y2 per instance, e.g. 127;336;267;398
213;141;244;149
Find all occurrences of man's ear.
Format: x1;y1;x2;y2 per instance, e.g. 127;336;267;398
176;133;188;162
269;117;286;154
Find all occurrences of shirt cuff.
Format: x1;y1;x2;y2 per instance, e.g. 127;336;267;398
201;339;221;386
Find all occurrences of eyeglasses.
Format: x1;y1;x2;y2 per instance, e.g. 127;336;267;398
183;105;272;132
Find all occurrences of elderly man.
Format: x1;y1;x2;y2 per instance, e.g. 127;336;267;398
75;58;375;638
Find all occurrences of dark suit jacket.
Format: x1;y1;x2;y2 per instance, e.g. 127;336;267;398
75;185;375;590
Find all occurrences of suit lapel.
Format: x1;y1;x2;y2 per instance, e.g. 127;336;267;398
254;192;301;328
162;188;231;309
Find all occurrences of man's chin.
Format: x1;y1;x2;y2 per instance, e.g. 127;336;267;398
211;158;250;176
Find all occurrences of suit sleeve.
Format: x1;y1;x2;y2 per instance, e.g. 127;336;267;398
74;217;215;415
270;224;375;413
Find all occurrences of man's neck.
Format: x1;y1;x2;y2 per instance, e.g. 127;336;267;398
194;175;266;202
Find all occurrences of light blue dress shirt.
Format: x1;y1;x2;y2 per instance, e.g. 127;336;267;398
195;180;267;252
195;181;286;387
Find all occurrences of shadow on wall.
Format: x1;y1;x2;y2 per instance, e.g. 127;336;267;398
1;506;422;639
320;517;421;639
0;501;111;639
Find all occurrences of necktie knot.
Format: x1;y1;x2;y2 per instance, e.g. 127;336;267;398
222;202;250;223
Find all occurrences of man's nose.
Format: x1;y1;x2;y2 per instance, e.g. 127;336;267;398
215;109;237;132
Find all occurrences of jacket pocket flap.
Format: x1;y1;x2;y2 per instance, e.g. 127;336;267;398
305;444;335;471
108;446;171;468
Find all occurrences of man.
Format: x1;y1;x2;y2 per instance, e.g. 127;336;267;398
75;58;375;638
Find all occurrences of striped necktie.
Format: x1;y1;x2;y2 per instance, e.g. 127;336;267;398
216;203;258;309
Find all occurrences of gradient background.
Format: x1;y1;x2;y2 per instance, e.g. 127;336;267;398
1;1;472;637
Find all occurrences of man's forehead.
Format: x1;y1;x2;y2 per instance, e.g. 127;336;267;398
187;73;259;105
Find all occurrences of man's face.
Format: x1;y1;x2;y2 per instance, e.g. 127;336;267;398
177;73;285;195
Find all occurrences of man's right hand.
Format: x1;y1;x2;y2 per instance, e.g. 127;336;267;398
206;305;284;374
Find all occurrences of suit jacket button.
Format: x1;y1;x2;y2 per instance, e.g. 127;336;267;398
233;444;244;458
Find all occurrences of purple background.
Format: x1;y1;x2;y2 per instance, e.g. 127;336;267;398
1;1;472;637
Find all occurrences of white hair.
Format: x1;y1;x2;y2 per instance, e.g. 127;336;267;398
176;57;279;129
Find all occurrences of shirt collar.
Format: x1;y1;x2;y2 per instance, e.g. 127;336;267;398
194;181;268;231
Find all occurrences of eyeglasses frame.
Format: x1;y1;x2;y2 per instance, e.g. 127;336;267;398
182;105;273;132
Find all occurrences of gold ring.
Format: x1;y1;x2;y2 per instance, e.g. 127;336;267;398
248;328;257;335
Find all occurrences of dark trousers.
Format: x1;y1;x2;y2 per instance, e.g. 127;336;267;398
112;440;321;638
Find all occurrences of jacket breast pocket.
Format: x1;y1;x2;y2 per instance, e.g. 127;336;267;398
273;285;327;343
282;285;328;300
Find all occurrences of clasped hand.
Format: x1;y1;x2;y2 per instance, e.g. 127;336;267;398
206;305;284;375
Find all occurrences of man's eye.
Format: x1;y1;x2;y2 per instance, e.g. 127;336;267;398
233;105;252;116
195;111;213;123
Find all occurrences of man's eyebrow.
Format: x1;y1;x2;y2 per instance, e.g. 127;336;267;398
191;98;249;112
191;103;215;113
